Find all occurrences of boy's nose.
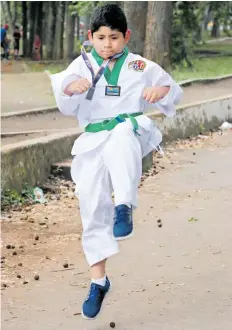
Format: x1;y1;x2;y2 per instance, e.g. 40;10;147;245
104;39;112;48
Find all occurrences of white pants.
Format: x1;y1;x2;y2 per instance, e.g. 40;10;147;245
71;122;143;266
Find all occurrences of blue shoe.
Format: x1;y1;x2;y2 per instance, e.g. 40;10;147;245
82;277;111;319
113;204;133;240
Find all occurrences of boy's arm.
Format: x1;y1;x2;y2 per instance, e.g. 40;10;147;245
50;56;87;117
144;64;183;117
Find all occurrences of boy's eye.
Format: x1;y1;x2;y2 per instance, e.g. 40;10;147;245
112;37;118;40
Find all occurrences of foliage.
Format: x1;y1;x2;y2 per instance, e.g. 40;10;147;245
69;1;101;16
69;1;120;17
172;1;232;66
1;184;34;211
172;1;200;67
171;56;232;81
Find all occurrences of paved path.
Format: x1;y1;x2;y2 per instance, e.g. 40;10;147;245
2;71;231;115
2;131;232;330
1;78;232;146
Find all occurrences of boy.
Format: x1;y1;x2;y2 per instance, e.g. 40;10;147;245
13;25;21;60
51;4;183;320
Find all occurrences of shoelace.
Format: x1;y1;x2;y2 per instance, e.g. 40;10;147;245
114;208;131;224
86;283;102;301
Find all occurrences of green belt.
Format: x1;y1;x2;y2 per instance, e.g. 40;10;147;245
85;112;143;134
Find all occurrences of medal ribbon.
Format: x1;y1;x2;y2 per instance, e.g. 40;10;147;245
81;41;124;100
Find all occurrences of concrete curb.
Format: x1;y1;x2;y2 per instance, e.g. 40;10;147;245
178;74;232;87
1;129;66;138
1;129;82;192
1;106;58;119
1;94;232;192
52;94;232;181
2;74;232;119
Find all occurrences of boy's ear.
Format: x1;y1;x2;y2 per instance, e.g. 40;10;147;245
125;29;131;44
87;30;93;42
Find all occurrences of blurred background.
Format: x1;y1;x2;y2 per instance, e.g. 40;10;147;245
1;1;232;114
1;1;232;71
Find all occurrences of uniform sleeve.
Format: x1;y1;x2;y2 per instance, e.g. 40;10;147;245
148;62;183;117
50;56;86;117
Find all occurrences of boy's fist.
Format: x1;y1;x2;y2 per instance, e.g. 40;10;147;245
142;86;170;104
64;78;91;96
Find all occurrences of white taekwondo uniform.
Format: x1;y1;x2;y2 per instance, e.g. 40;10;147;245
50;48;183;266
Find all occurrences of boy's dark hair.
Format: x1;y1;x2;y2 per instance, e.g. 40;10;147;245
90;4;127;37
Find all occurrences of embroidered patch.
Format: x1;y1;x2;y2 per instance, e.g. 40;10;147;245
128;60;146;72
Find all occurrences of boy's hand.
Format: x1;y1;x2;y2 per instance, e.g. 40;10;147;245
142;86;170;104
64;78;91;96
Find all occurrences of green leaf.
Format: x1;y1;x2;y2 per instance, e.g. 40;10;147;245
188;217;199;222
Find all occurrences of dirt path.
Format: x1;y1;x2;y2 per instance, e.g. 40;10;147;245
1;131;232;330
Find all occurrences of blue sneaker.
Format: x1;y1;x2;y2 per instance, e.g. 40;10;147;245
82;277;111;319
113;204;133;240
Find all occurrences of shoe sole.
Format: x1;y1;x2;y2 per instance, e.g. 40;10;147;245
81;281;112;320
114;232;134;241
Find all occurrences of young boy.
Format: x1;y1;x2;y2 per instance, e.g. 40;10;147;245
51;4;183;320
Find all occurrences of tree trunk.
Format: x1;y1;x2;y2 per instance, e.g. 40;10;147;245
6;1;14;31
13;1;18;26
82;15;91;40
35;1;44;59
28;1;37;57
60;1;66;60
46;2;57;59
211;17;220;38
76;15;80;42
144;2;173;69
22;1;28;57
42;2;49;48
53;2;65;60
203;5;210;31
53;2;62;60
1;2;7;24
65;3;76;60
123;1;147;55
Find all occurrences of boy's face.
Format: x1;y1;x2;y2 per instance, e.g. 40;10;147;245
88;26;131;59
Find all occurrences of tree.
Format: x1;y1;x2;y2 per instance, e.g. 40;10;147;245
13;1;18;26
53;1;66;60
60;1;66;59
1;2;7;26
144;1;173;69
22;1;28;57
46;2;57;60
35;2;44;58
28;1;37;57
208;1;232;38
65;2;76;60
6;1;14;31
123;1;147;55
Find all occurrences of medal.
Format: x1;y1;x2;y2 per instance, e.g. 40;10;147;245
86;86;96;100
81;41;124;101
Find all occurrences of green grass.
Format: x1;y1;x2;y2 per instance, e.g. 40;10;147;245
194;42;232;53
26;62;68;73
24;52;232;82
171;56;232;82
201;30;231;42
